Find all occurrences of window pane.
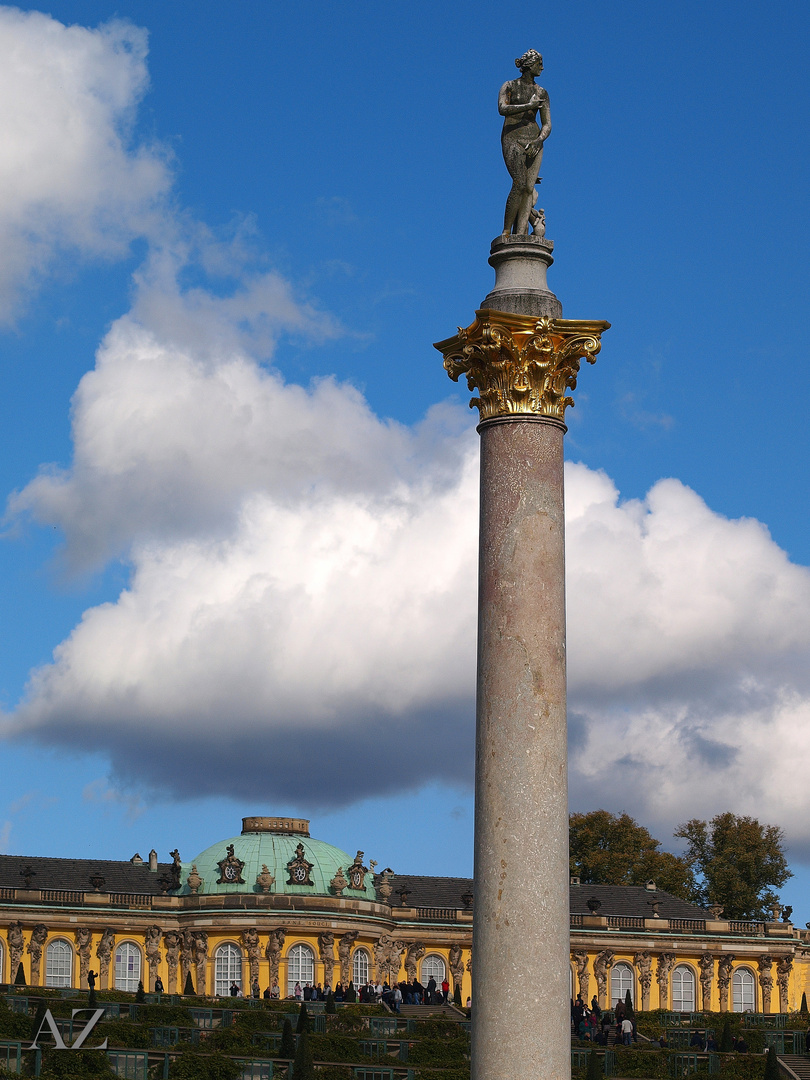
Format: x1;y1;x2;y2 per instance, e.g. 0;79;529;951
611;963;634;1007
215;943;243;997
46;941;72;988
421;955;446;983
115;943;141;992
672;966;695;1012
287;945;314;995
733;969;756;1013
352;949;369;986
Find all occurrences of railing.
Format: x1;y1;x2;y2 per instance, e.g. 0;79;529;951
109;893;153;908
670;919;706;932
729;921;765;934
416;907;457;920
107;1050;149;1079
570;914;583;927
0;888;15;901
606;916;644;929
41;890;84;903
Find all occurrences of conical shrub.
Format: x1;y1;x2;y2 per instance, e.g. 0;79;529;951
183;971;195;996
292;1029;315;1080
720;1018;733;1053
802;991;808;1014
624;989;634;1018
280;1018;296;1058
585;1048;601;1080
296;1002;310;1034
764;1045;780;1080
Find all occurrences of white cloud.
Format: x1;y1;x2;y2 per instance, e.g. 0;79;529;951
9;327;810;830
0;7;169;318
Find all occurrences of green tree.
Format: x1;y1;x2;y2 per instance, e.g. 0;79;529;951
585;1048;601;1080
801;991;808;1013
296;1002;311;1034
293;1029;315;1080
624;988;634;1019
280;1017;296;1057
135;980;145;1003
569;810;696;900
674;813;792;920
764;1046;780;1080
167;1051;240;1079
183;971;195;996
14;963;26;985
326;990;336;1014
720;1018;733;1052
453;983;462;1007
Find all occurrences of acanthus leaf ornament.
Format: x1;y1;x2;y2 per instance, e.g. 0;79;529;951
435;310;609;423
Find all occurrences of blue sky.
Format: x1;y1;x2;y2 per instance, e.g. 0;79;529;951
1;0;810;918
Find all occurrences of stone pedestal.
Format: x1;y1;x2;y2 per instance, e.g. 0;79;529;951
435;236;608;1080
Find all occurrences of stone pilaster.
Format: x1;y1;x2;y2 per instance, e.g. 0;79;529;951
436;242;608;1080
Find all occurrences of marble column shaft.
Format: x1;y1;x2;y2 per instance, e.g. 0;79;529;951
472;415;570;1080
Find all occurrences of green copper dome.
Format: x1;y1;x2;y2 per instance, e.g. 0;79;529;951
181;817;377;900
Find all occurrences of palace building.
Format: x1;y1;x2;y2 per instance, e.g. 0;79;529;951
0;815;806;1013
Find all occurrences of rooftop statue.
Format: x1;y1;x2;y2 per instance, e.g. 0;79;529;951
500;49;551;237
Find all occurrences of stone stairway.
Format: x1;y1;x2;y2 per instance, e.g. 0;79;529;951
778;1055;810;1080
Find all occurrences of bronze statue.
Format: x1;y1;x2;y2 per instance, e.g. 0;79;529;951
499;49;551;237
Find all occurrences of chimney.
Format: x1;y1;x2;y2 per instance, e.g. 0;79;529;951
148;849;158;872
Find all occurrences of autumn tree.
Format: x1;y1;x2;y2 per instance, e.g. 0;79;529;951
569;810;696;900
674;813;792;920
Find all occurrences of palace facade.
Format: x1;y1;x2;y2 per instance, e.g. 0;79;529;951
0;816;806;1014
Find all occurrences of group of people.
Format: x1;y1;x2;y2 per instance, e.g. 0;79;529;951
571;996;637;1046
221;973;457;1012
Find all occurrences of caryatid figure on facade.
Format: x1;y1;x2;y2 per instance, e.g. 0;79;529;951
338;931;359;987
634;952;653;1012
499;49;551;237
96;928;116;988
27;924;48;985
698;954;715;1012
242;928;261;986
572;951;590;1003
144;926;162;991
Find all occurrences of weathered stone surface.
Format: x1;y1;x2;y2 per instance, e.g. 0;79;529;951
472;416;570;1080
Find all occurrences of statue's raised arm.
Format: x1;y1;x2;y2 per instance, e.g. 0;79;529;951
500;49;551;237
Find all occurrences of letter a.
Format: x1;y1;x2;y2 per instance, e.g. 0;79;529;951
28;1008;67;1050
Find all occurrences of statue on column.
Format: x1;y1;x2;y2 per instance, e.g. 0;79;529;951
593;950;614;1008
572;951;590;1003
717;954;734;1012
499;50;551;238
758;955;774;1013
656;953;676;1009
698;954;715;1012
776;956;793;1013
27;924;48;985
96;929;115;989
144;927;162;991
633;952;653;1012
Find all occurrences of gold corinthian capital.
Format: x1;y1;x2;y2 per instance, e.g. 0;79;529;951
434;310;610;423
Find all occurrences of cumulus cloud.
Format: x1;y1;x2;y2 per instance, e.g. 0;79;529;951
0;7;169;318
10;321;810;832
9;273;810;833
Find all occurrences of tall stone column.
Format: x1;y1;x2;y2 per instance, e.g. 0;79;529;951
435;234;608;1080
